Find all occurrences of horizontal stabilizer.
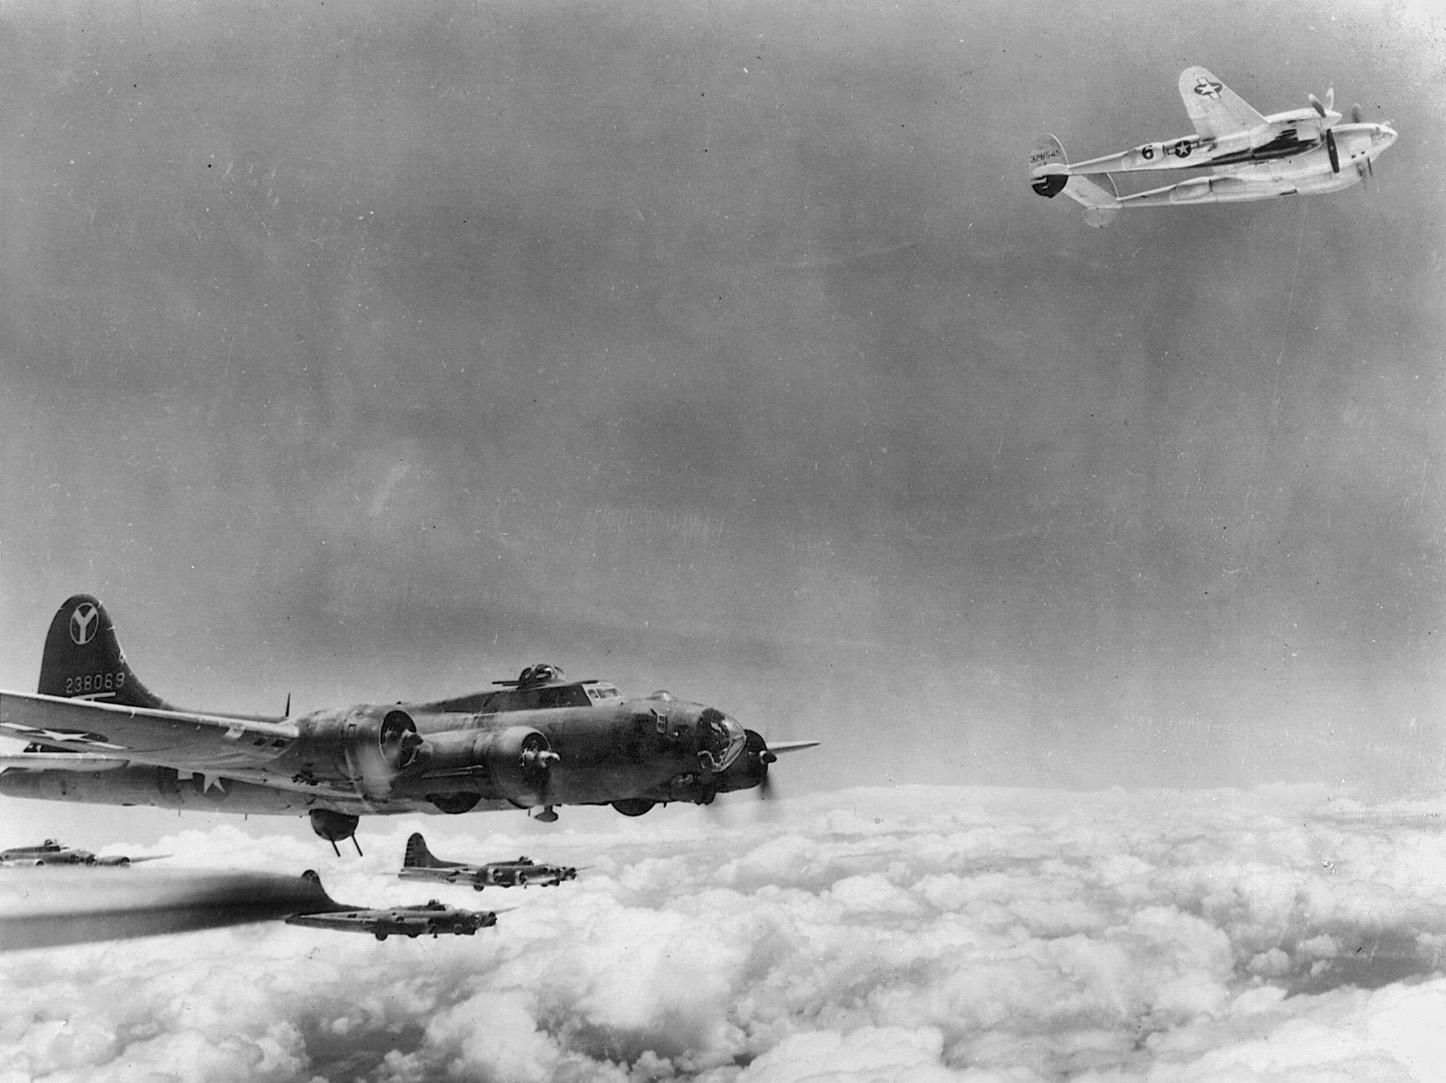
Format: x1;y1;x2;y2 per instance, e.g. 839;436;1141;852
1060;173;1121;227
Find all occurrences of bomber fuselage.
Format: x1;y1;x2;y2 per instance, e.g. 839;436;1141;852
0;677;760;822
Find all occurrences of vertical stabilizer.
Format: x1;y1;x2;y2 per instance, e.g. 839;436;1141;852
403;833;441;869
1030;134;1070;197
38;595;173;710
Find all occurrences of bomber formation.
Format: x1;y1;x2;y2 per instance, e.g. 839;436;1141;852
0;834;579;946
0;592;816;945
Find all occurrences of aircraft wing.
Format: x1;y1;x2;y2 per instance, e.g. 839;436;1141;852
0;690;299;772
0;750;131;772
284;909;377;931
1178;66;1267;140
398;867;477;883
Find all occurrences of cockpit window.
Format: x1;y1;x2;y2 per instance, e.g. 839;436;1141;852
696;707;746;772
583;682;623;703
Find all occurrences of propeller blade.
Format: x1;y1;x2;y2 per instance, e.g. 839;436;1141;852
1326;128;1340;174
1325;86;1335;112
755;759;784;821
765;740;821;755
1308;92;1326;118
1351;103;1363;124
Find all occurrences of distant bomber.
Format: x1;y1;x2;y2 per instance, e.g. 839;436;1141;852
399;832;583;890
0;839;163;867
0;595;817;853
1030;65;1396;226
285;897;502;941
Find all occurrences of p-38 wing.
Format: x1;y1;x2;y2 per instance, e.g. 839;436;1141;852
1045;65;1342;178
1176;65;1268;141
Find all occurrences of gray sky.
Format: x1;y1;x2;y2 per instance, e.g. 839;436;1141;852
1;0;1442;827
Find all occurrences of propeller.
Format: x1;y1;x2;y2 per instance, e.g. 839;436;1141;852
702;730;817;820
746;734;819;804
518;732;559;816
757;746;778;802
701;731;778;823
1349;104;1387;190
380;711;425;771
1302;86;1348;174
1304;87;1344;173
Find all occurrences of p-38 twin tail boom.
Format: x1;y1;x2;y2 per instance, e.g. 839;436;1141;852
0;595;817;852
1030;66;1396;226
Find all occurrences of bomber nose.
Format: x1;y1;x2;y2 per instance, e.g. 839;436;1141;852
694;708;747;772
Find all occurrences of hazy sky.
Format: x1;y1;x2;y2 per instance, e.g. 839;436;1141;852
1;0;1442;826
3;6;1446;1079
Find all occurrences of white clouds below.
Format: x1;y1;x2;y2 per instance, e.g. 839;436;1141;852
4;785;1446;1082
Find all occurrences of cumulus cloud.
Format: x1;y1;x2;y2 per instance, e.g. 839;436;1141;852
4;785;1446;1082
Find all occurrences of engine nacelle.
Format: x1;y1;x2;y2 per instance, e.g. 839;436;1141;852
416;726;557;806
300;707;424;797
1169;177;1214;203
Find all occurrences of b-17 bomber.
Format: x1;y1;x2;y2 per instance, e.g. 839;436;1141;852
399;832;583;890
284;897;502;941
0;595;818;852
0;838;163;867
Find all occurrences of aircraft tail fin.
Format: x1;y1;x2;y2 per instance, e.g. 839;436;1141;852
403;833;441;869
38;595;174;710
1031;135;1121;226
1030;134;1070;197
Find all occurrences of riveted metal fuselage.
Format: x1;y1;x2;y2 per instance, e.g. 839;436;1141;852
0;684;756;819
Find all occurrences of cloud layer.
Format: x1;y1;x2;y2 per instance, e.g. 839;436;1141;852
5;785;1446;1082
